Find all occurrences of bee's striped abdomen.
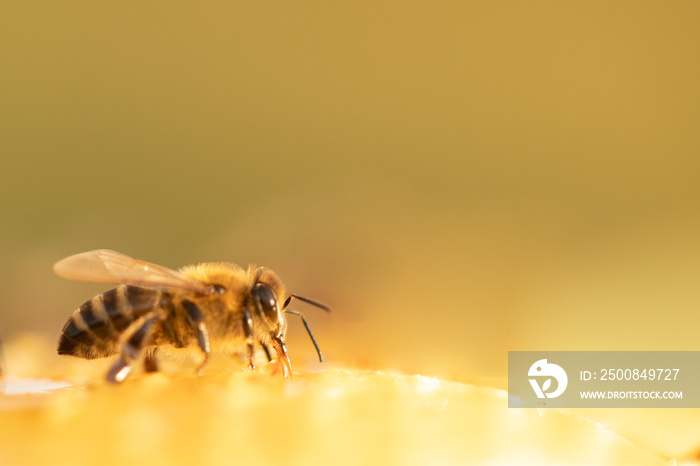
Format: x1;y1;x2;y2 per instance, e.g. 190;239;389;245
57;286;163;359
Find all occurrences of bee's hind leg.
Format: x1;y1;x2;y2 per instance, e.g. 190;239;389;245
106;314;160;384
144;348;159;373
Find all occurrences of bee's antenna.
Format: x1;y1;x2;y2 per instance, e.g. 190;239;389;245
284;309;324;362
281;294;330;363
283;294;332;312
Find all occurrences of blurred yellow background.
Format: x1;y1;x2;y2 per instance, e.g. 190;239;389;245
1;1;699;459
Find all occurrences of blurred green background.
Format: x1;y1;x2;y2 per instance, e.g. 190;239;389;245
1;2;699;390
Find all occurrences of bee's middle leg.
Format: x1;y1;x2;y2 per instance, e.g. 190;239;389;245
182;300;211;375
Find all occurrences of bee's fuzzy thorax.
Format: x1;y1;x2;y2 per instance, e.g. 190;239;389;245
177;262;249;288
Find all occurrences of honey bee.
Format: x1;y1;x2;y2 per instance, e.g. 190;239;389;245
54;250;330;383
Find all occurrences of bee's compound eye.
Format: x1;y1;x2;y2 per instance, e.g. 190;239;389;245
252;282;279;320
209;285;226;294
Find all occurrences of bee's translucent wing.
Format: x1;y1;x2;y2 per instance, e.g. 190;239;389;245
54;249;209;293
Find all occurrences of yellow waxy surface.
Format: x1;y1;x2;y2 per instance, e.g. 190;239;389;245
0;368;668;466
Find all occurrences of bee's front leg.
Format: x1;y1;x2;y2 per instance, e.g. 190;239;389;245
182;300;211;375
242;308;255;370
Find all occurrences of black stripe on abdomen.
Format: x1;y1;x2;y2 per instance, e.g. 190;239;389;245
124;285;159;317
57;316;96;357
102;287;133;332
79;299;114;341
58;289;122;359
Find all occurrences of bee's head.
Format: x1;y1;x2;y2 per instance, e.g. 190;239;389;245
250;266;329;365
250;267;287;338
251;281;286;338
